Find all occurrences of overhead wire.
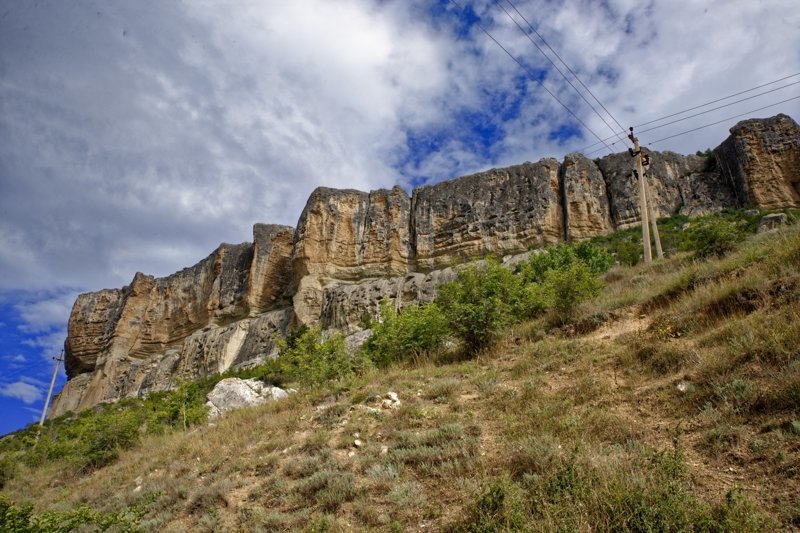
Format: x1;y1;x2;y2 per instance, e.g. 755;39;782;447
646;94;800;145
635;81;800;135
578;72;800;153
636;71;800;128
446;0;618;154
501;0;631;144
493;0;629;146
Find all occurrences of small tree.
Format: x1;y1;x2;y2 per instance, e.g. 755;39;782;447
437;258;523;353
363;300;450;367
275;326;369;384
542;262;603;325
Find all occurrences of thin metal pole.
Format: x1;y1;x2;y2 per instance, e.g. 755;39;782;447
37;350;63;439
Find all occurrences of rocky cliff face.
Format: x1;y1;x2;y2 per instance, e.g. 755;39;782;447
411;159;563;270
716;114;800;209
50;114;800;417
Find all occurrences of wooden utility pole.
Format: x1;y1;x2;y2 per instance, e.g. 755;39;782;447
644;179;664;259
36;349;63;441
629;127;652;263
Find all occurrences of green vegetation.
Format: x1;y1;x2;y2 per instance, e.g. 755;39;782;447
1;493;156;532
270;325;369;385
588;208;776;265
363;300;450;367
1;208;798;530
436;257;527;352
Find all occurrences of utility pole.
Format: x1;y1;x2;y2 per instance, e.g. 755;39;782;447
36;349;63;442
629;127;652;263
644;179;664;259
641;153;664;259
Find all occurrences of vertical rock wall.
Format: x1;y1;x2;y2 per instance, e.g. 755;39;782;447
715;113;800;209
51;114;799;417
411;159;563;270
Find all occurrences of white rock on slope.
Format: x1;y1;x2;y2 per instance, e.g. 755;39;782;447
205;377;289;418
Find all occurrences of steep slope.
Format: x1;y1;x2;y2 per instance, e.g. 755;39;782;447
4;221;799;530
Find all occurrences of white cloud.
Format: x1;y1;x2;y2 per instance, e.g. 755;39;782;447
0;0;797;342
0;380;43;404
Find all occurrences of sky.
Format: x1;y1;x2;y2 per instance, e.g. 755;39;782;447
1;0;798;435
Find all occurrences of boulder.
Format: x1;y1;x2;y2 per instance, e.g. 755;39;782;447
757;213;788;233
205;378;289;418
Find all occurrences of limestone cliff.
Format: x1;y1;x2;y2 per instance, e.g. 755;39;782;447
50;114;800;417
411;159;563;270
716;114;800;209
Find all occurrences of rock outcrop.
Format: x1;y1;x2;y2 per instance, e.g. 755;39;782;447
205;378;289;418
50;114;800;417
561;154;614;240
411;160;563;270
716;114;800;209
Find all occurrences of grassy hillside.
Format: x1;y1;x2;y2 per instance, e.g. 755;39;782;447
2;209;799;531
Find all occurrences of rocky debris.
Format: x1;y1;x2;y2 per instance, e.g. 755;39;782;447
715;114;800;209
381;391;401;410
205;378;289;418
757;213;788;233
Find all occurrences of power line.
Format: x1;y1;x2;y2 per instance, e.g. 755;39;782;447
446;0;617;154
501;0;630;143
494;0;628;146
646;94;800;145
636;81;800;135
636;71;800;128
578;72;800;153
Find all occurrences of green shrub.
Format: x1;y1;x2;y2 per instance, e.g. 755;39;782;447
541;262;603;324
0;495;145;532
519;242;612;284
274;326;369;385
437;258;525;353
363;300;450;366
689;218;741;258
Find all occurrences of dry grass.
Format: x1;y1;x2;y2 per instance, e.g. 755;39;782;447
2;224;799;530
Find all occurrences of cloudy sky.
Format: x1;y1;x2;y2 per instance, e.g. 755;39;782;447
1;0;798;434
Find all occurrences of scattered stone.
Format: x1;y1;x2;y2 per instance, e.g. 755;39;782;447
743;209;760;217
354;439;363;448
681;223;691;231
676;381;694;393
381;392;401;410
380;445;389;455
757;213;787;233
348;451;355;458
205;378;289;419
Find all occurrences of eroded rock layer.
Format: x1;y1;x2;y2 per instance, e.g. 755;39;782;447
50;114;800;417
716;114;800;209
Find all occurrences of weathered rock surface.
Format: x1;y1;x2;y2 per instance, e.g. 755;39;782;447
715;114;800;209
561;154;614;240
52;114;800;418
205;378;289;418
248;224;295;315
290;186;412;326
412;160;563;270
